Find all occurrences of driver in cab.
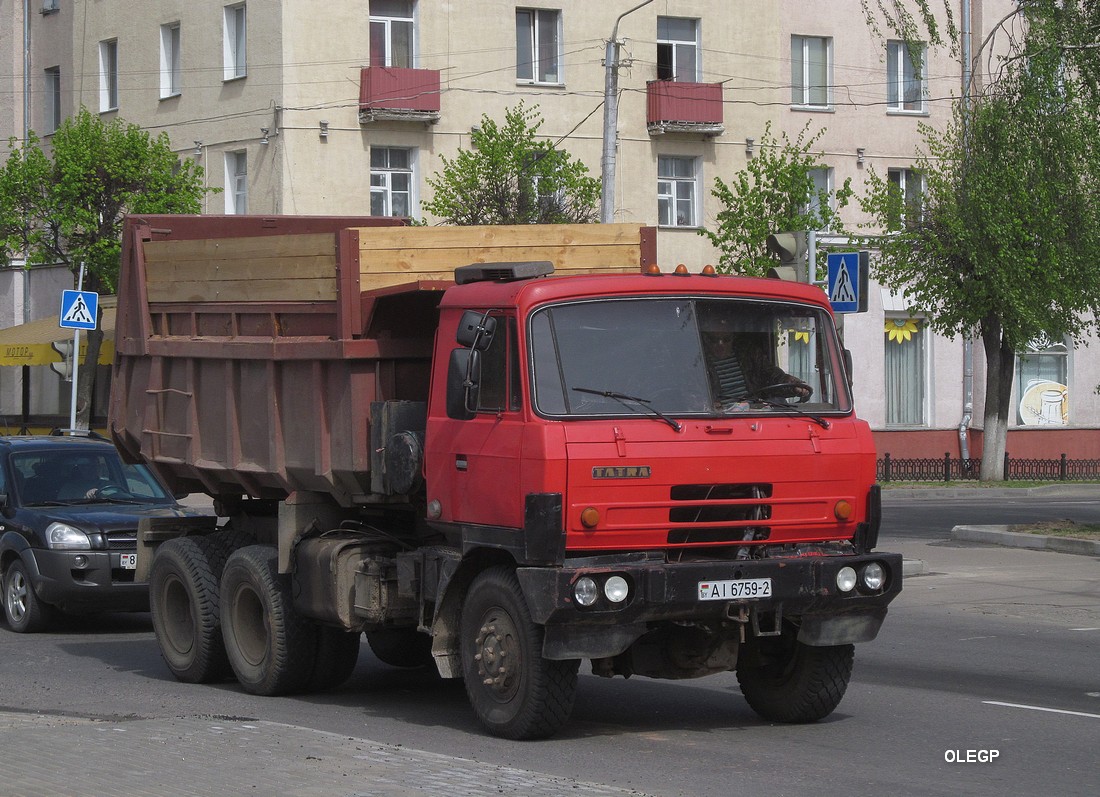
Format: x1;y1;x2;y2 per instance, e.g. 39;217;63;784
703;325;812;409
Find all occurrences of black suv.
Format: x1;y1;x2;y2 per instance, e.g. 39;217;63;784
0;434;205;632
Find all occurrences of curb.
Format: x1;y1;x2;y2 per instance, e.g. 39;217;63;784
950;525;1100;556
883;484;1100;500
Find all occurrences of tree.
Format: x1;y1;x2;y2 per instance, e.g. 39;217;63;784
700;123;853;277
0;107;210;428
424;102;600;226
860;3;1100;479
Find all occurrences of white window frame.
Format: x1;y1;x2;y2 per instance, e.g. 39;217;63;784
887;167;923;228
884;316;928;427
804;167;834;228
887;40;926;113
223;4;247;81
657;155;699;229
99;39;118;112
1016;338;1070;425
791;34;831;109
657;17;699;82
516;8;562;85
370;147;417;218
369;1;415;68
160;22;182;98
225;151;248;214
44;66;62;133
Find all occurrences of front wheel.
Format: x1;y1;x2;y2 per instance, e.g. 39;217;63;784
736;634;854;723
3;559;56;633
220;545;317;696
460;566;579;740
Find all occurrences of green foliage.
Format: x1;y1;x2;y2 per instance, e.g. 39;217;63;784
0;107;209;293
700;123;853;276
424;102;600;226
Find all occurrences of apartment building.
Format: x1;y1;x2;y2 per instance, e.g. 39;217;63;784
2;0;1096;458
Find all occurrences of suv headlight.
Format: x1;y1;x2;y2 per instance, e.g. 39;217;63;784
45;522;91;550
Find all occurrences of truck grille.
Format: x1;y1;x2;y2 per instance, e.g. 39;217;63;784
667;483;772;545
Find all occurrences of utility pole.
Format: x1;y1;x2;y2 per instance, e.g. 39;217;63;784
601;0;654;223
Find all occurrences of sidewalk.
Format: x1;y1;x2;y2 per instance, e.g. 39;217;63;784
0;713;654;797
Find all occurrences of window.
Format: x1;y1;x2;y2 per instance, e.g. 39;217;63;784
369;0;414;68
41;0;60;12
475;317;521;413
43;67;61;132
370;147;414;217
887;168;923;229
223;4;247;80
160;22;181;98
884;317;926;426
657;156;698;228
804;167;833;228
1017;339;1069;425
657;17;699;82
516;8;561;84
791;35;830;108
225;151;247;214
98;40;118;112
887;40;925;112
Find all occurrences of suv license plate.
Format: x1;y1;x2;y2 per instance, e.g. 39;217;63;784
698;578;771;601
119;553;137;570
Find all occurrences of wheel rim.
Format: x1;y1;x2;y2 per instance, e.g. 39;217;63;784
6;569;28;623
229;583;268;667
473;606;521;703
159;574;195;656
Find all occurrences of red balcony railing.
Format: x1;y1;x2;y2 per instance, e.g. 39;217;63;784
646;80;724;135
359;67;441;123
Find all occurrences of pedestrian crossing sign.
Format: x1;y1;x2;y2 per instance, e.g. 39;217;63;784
825;252;868;314
59;290;99;330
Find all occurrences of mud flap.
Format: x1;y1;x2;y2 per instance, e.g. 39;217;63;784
796;608;888;645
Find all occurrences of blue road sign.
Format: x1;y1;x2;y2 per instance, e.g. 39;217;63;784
826;252;860;314
60;290;99;330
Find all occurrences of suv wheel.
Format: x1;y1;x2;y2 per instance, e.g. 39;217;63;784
3;559;56;633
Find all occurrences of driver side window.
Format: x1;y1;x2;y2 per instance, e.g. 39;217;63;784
476;316;520;413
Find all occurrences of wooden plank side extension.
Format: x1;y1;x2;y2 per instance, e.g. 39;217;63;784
144;233;338;303
356;224;646;288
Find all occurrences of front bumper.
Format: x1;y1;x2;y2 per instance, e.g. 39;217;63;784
27;548;148;613
517;551;902;659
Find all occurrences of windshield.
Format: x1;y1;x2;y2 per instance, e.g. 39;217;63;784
11;449;175;506
529;297;850;418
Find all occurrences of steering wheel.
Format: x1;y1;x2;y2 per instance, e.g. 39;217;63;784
93;484;130;498
746;381;813;404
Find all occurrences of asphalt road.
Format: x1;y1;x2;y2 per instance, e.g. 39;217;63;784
0;490;1097;796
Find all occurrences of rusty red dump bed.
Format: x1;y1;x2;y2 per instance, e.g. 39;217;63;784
108;216;653;505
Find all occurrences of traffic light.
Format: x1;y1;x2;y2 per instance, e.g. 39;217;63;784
766;232;808;282
50;340;73;382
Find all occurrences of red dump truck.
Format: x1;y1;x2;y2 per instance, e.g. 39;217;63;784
109;215;901;739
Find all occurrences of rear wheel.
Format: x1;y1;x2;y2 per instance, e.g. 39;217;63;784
306;627;362;692
220;545;317;696
366;628;433;669
460;566;578;740
3;559;56;633
736;631;854;723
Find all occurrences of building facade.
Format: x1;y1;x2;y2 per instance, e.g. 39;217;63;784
1;0;1097;457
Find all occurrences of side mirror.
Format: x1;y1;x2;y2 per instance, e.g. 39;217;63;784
446;348;480;420
456;310;497;350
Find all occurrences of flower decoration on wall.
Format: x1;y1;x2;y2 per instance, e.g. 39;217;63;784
885;318;919;343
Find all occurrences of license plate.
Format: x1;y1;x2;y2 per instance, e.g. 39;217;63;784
698;578;772;601
119;553;137;570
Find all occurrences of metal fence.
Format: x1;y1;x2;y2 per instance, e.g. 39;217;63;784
877;453;1100;482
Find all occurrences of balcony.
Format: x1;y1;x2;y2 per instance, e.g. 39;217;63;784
646;80;724;137
358;67;441;124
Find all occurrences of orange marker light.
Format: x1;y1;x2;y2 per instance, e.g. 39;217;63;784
834;500;853;521
674;264;689;275
580;507;601;529
701;264;717;276
644;264;663;275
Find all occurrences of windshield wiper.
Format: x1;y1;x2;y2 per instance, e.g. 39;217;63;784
751;397;831;429
571;387;683;432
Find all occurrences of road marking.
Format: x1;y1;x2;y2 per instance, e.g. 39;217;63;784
1069;627;1100;632
984;701;1100;720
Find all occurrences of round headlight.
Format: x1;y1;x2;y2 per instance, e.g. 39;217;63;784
45;522;91;551
603;575;629;604
573;576;599;607
836;566;857;592
861;562;885;591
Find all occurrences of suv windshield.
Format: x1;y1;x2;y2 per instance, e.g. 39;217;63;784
11;449;174;506
529;297;850;418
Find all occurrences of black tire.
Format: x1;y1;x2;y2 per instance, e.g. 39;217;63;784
220;545;317;696
148;530;254;683
460;566;579;740
736;634;854;723
3;559;56;633
366;628;434;669
306;627;362;692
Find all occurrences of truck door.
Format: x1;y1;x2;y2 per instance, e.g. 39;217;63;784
427;314;526;529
